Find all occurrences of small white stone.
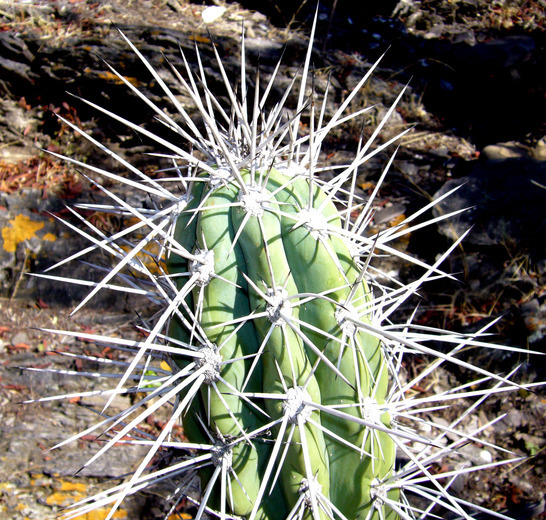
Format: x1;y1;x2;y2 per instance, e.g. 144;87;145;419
202;6;226;24
479;449;493;463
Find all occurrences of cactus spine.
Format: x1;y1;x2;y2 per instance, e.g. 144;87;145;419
29;13;543;520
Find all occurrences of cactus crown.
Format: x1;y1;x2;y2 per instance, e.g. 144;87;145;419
28;11;543;520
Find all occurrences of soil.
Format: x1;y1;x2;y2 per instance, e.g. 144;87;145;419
0;1;544;519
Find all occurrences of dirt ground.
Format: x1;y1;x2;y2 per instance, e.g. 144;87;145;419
0;1;544;519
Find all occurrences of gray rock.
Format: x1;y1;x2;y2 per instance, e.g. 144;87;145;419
373;203;406;225
43;443;150;478
11;331;30;346
433;143;546;250
0;188;141;309
502;409;524;429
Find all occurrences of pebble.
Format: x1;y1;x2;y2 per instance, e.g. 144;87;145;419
482;141;530;160
373;203;406;226
11;331;30;346
399;161;418;176
502;409;523;429
479;450;493;463
533;137;546;160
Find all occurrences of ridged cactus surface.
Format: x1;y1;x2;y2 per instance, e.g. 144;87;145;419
27;13;544;520
167;167;396;519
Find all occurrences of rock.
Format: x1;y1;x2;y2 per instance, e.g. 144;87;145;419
0;33;37;94
0;189;137;308
373;203;406;225
244;37;284;61
43;443;150;478
432;142;546;251
502;409;523;429
10;331;30;346
456;35;536;71
482;141;533;160
534;137;546;161
521;298;546;345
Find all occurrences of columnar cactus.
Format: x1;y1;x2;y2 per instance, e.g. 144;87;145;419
29;14;542;520
166;163;396;520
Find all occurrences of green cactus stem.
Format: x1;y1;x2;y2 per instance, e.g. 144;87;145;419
165;164;395;519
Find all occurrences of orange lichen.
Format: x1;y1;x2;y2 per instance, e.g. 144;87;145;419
46;491;85;507
55;481;87;493
1;214;46;253
72;507;129;520
96;70;140;87
120;240;163;274
46;490;129;518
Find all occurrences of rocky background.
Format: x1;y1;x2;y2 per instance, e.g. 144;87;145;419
0;1;544;519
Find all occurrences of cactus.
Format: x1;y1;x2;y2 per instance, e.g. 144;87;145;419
164;161;397;520
28;14;543;520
